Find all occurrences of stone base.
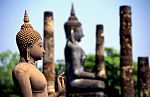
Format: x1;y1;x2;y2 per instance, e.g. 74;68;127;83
66;78;106;97
67;92;105;97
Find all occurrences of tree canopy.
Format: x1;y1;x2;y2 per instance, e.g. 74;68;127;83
0;50;19;97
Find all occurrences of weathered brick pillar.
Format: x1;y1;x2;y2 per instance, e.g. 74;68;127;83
95;25;106;78
120;6;134;97
138;57;149;97
43;11;55;94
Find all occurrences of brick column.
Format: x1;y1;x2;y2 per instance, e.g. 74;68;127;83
95;24;106;78
138;57;149;97
120;6;134;97
43;11;55;95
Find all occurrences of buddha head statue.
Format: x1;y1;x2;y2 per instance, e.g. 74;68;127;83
64;4;84;42
16;10;45;62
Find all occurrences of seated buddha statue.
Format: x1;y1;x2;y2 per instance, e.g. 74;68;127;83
64;5;105;92
12;10;65;97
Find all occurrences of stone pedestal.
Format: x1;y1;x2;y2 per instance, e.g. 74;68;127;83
66;78;106;97
68;92;104;97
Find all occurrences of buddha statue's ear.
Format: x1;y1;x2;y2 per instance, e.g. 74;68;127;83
26;47;30;61
71;28;74;35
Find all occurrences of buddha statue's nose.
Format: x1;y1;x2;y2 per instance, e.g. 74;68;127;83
42;48;45;55
82;34;84;37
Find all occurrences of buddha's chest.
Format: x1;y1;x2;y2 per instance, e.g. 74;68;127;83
76;47;86;61
30;68;47;92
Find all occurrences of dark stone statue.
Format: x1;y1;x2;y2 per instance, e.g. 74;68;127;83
64;4;105;96
12;10;65;97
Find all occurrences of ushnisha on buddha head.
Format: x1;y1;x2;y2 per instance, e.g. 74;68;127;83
16;10;45;63
64;5;83;42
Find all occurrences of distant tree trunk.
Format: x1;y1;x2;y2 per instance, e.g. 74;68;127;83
43;11;55;95
120;6;134;97
95;24;106;78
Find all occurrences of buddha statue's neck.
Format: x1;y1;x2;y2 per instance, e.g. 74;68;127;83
20;57;36;66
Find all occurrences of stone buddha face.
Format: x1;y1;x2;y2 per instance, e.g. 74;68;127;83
73;26;84;42
64;4;84;42
29;39;45;61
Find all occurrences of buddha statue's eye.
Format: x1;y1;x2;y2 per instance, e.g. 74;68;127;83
39;44;42;47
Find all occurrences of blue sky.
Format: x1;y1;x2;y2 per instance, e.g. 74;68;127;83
0;0;150;66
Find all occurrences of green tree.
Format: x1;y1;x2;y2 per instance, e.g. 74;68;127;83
104;47;121;97
84;54;96;72
55;59;65;76
0;50;19;97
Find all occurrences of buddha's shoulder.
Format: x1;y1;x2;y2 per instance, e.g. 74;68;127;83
67;41;79;49
12;63;33;75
